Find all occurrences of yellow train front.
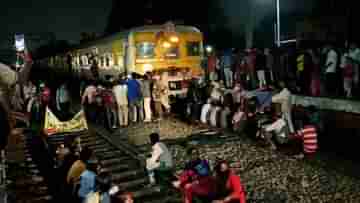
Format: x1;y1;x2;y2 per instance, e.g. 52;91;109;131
130;25;205;97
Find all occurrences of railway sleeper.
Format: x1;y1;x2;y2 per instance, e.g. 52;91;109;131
87;143;113;151
112;169;146;182
101;164;135;173
79;135;99;142
116;177;149;191
101;158;137;167
96;151;127;159
82;140;108;147
92;147;117;154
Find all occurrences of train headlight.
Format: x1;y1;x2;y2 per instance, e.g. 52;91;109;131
143;63;154;72
170;36;179;43
162;41;171;48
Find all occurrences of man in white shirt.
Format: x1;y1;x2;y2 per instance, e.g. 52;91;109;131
264;117;289;149
324;44;338;96
272;81;294;133
112;78;128;127
146;133;173;185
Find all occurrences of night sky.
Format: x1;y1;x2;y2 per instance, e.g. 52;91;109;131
1;0;316;47
1;0;112;44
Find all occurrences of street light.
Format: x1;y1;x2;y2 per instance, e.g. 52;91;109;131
205;45;213;54
276;0;281;47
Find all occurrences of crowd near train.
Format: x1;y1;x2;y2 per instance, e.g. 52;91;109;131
0;23;323;203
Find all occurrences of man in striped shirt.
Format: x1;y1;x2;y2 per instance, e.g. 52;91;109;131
292;116;318;159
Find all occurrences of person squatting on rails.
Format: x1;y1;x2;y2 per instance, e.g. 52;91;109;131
146;133;173;185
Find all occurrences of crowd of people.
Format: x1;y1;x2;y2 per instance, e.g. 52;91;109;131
76;54;322;202
204;42;360;99
183;76;319;160
142;79;320;202
81;72;171;130
10;41;343;203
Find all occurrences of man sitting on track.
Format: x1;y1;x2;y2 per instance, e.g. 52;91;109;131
146;133;173;186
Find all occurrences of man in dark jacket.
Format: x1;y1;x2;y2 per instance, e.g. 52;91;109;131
127;73;143;122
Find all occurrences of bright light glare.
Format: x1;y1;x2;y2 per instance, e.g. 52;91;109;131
206;46;213;53
170;36;179;43
163;41;171;48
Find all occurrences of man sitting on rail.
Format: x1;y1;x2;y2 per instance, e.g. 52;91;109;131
263;113;289;150
146;133;173;186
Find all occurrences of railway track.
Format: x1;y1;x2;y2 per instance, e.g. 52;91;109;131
77;128;183;203
20;131;54;202
19;115;262;203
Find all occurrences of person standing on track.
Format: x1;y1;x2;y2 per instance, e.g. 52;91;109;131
113;75;129;127
141;73;152;122
127;73;143;123
152;74;170;120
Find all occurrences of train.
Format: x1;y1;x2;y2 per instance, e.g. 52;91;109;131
39;23;205;97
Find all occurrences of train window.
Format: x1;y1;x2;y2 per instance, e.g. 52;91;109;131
187;42;201;56
164;46;179;59
136;42;155;58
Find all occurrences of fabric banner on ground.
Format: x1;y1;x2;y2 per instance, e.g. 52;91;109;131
44;107;88;136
